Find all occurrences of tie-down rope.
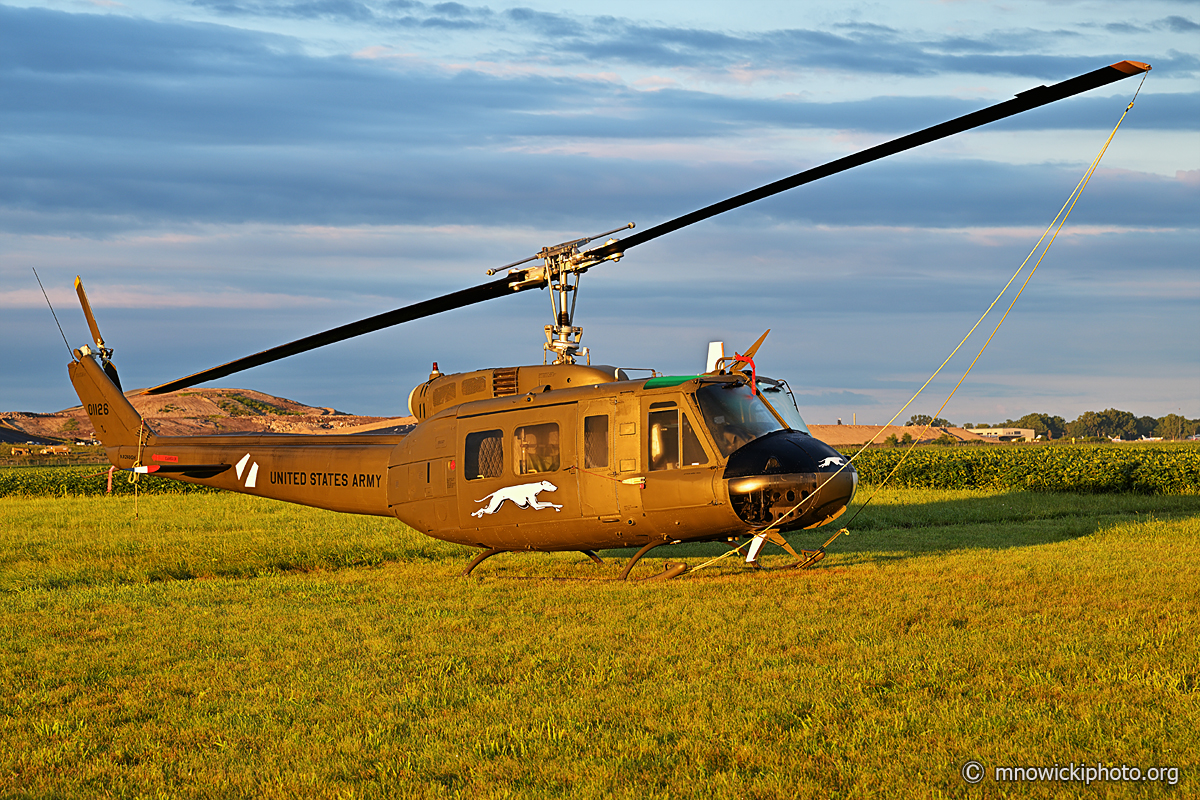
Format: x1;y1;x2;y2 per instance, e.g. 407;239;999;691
687;72;1148;575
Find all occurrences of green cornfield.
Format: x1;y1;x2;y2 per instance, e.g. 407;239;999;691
841;443;1200;493
0;466;218;497
2;443;1198;498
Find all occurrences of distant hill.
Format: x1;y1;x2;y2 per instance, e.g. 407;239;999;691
0;420;59;445
808;425;988;446
1;388;415;442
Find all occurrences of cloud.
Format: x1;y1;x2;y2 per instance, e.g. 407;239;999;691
6;215;1194;418
189;0;497;28
0;286;334;310
1160;15;1200;33
500;15;1195;81
2;2;1195;420
3;5;1193;239
5;6;1192;154
503;7;585;38
190;0;382;22
150;3;1200;83
4;136;1194;238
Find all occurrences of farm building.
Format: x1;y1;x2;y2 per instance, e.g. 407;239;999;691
971;427;1037;442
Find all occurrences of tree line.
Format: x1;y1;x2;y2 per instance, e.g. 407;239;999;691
903;411;1200;441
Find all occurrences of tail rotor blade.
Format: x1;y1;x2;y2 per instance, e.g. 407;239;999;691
74;276;123;390
74;276;105;352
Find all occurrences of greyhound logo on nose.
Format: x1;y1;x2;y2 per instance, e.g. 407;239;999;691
818;457;844;468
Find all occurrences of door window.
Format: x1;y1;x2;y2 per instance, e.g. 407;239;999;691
648;402;709;471
464;430;504;480
515;423;560;475
584;415;609;469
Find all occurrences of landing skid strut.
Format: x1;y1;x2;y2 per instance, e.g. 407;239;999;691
618;541;687;581
462;548;605;577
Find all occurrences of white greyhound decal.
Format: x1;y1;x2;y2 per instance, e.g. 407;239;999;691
818;456;845;468
471;480;563;518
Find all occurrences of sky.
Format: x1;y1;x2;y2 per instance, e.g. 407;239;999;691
1;0;1197;425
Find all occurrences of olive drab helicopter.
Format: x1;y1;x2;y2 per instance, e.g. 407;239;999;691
66;61;1149;579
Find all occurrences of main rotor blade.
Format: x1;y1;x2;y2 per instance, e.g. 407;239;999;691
143;274;521;395
587;60;1150;260
143;60;1148;395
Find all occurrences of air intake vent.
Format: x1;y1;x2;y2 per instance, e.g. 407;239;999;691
431;381;457;406
492;367;519;397
462;375;487;396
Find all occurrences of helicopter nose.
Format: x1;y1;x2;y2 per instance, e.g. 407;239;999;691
723;430;857;531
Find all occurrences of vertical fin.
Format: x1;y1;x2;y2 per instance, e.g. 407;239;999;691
68;354;151;450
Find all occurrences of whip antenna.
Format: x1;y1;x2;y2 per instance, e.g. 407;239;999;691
33;268;73;359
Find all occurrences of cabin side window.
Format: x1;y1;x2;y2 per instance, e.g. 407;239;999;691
515;423;560;475
464;429;504;480
584;415;609;469
648;401;709;471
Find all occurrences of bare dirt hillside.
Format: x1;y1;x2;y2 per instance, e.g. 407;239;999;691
1;388;415;441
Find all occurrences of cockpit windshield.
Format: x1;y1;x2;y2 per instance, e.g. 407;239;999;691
757;378;810;435
694;382;785;457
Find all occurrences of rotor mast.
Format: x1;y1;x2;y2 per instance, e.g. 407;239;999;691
489;222;634;364
542;238;587;364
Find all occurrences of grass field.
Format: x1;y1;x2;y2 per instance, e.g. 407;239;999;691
2;487;1197;798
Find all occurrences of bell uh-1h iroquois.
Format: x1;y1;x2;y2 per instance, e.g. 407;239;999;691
66;61;1149;579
